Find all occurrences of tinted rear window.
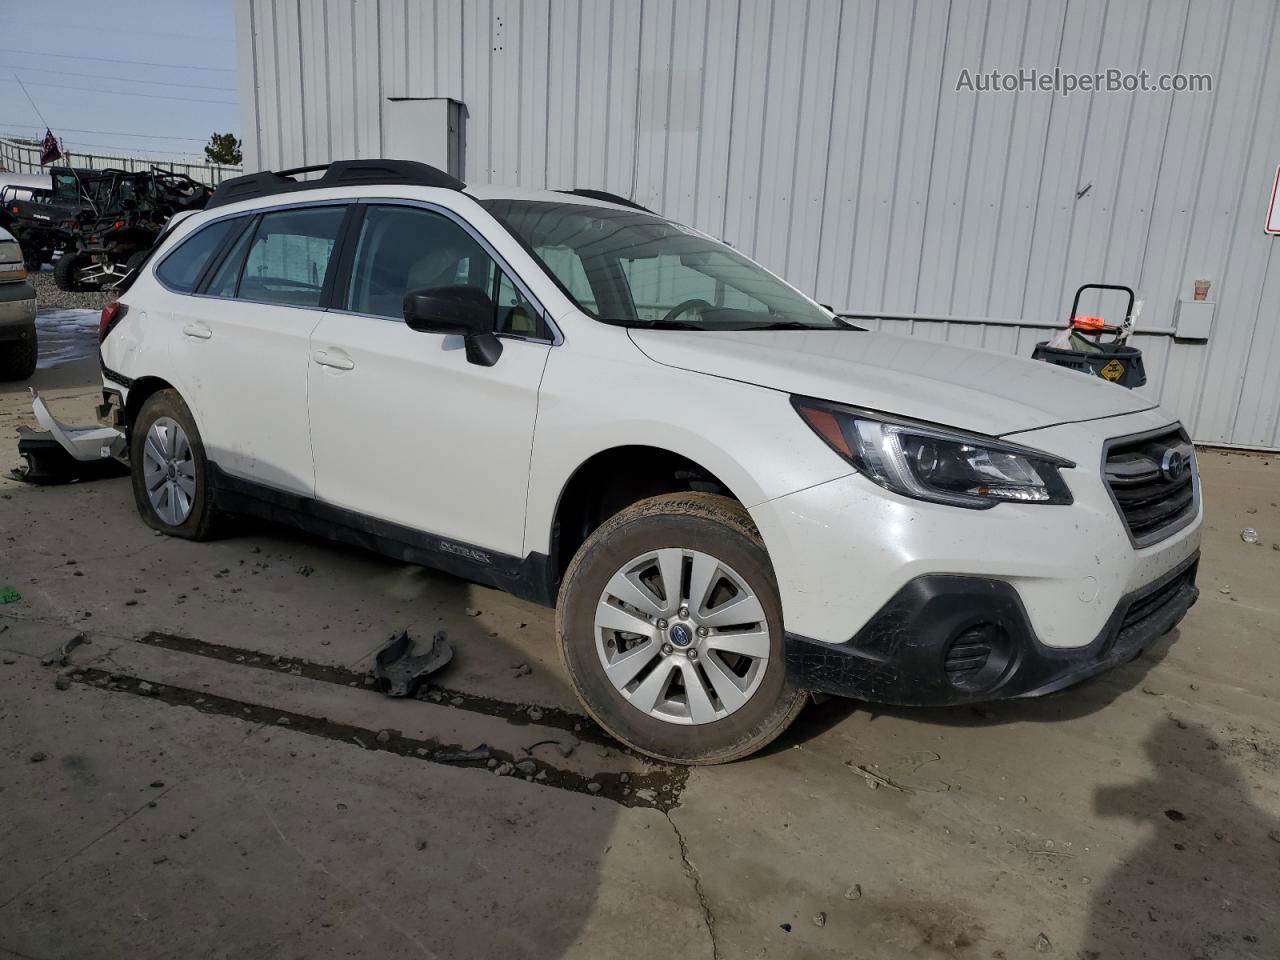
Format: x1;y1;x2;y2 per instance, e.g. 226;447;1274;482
155;219;240;293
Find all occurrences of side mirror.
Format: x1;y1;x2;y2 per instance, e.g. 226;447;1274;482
403;285;503;366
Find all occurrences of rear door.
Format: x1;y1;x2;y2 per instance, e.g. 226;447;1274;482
306;201;551;557
165;202;349;495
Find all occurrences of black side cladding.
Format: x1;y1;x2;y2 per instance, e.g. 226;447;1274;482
205;464;556;607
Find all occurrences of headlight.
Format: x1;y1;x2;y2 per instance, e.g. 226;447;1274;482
792;396;1074;508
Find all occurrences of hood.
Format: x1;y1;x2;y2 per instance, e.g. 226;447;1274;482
628;328;1156;436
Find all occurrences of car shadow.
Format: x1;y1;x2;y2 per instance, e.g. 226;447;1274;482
1081;717;1280;957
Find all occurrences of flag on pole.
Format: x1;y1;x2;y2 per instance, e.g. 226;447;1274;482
39;128;62;165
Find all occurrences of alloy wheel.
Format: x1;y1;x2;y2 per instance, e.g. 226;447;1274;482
142;416;196;526
594;548;771;725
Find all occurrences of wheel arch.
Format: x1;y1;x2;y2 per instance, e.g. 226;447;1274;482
544;444;754;588
123;375;179;442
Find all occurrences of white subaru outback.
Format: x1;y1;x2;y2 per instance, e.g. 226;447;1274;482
93;160;1201;764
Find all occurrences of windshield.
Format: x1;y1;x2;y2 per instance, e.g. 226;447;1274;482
480;199;841;330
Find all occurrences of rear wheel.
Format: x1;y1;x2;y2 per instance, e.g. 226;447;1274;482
557;492;807;765
129;390;220;540
0;327;37;381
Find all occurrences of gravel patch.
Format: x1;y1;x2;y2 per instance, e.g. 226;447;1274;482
30;267;114;312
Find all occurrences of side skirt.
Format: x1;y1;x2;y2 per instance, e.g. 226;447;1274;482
206;463;556;607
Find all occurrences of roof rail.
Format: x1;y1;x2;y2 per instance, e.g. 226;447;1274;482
207;159;465;209
558;188;652;212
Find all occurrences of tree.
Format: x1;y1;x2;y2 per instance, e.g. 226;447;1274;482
204;132;243;166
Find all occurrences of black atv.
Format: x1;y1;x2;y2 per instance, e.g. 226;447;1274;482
47;167;211;292
3;167;113;274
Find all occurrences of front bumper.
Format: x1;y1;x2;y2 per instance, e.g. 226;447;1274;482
786;550;1199;705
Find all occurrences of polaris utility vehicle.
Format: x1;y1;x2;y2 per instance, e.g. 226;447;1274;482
0;172;58;268
42;167;211;292
83;159;1202;763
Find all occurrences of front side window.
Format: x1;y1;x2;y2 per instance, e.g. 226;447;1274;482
343;204;545;336
495;271;541;336
238;205;346;307
481;199;839;331
155;217;240;293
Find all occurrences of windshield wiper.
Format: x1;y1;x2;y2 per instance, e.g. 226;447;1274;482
734;321;846;331
597;317;703;330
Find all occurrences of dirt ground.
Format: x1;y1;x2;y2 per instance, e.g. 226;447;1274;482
2;355;1278;960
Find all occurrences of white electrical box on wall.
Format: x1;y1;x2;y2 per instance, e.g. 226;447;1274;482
384;98;465;179
1174;299;1215;340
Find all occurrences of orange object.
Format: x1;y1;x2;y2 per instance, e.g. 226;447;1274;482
1071;315;1107;331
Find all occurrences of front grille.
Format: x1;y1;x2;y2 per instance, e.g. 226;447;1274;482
1121;570;1187;640
1103;426;1198;546
1116;558;1199;644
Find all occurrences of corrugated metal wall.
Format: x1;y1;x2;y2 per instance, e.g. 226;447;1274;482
236;0;1280;448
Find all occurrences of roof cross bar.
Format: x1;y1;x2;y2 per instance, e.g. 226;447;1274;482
207;158;465;209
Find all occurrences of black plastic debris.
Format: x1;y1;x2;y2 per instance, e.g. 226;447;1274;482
59;632;88;666
373;629;453;697
434;744;492;763
11;428;129;486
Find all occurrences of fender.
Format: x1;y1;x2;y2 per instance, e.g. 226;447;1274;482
522;320;852;559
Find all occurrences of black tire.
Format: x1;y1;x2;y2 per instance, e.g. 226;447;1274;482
557;492;807;765
53;252;95;292
129;389;221;540
0;328;37;381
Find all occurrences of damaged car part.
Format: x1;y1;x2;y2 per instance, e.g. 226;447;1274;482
373;629;453;698
11;389;128;484
13;427;128;485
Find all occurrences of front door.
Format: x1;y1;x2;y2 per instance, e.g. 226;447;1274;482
307;202;551;558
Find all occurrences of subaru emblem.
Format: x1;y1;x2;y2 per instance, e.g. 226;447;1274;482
1160;449;1186;483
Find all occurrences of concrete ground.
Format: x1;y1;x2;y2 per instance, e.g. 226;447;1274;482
2;354;1278;960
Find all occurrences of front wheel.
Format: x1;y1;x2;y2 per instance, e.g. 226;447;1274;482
129;389;220;540
557;492;807;765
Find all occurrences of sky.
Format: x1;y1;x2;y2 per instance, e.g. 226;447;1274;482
0;0;239;164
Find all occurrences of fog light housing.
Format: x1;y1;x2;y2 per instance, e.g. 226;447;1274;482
943;623;1014;693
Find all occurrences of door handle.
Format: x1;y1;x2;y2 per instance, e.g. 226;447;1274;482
312;349;355;371
182;322;212;340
